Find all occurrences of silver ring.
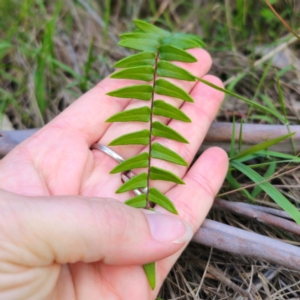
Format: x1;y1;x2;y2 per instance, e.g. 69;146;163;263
91;143;124;163
91;143;147;196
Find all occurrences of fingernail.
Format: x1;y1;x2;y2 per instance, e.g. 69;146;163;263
144;211;193;244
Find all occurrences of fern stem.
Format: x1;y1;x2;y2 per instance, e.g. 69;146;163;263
145;52;159;208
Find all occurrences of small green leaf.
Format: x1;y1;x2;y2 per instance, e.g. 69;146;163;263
125;194;146;208
118;38;159;52
150;166;185;184
106;106;151;123
153;100;191;122
143;262;156;290
120;32;161;40
134;19;170;38
116;172;147;193
155;79;194;102
111;66;154;81
114;52;155;68
149;188;178;214
173;33;205;47
107;84;153;101
157;61;196;81
162;36;200;49
109;129;150;146
110;152;149;174
152;121;189;143
159;45;197;62
151;142;188;166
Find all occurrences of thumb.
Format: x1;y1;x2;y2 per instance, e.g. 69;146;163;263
0;190;193;267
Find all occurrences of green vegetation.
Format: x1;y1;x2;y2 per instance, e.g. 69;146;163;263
1;0;300;298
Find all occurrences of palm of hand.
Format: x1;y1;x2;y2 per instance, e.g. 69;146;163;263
0;49;228;299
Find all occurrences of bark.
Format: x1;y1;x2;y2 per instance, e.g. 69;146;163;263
201;122;299;153
213;198;300;236
0;128;38;157
194;219;300;271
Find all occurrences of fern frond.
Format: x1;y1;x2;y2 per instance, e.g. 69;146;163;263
105;19;204;290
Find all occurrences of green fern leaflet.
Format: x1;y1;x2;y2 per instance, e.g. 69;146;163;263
106;19;204;290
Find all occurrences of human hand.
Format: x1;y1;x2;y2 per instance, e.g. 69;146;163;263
0;48;228;299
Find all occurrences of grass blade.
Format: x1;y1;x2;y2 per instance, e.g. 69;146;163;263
226;172;254;201
251;162;277;198
232;132;295;160
197;77;284;121
231;161;300;225
229;115;236;159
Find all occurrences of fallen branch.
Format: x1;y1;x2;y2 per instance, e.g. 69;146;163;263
201;122;300;153
1;122;300;157
216;199;293;220
194;219;300;272
0;128;38;157
213;198;300;236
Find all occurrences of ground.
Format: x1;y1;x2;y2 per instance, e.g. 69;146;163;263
1;0;300;298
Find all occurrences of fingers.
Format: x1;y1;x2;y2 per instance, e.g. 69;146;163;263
152;75;224;166
0;189;193;269
36;48;211;148
84;74;224;200
142;75;225;192
164;147;228;229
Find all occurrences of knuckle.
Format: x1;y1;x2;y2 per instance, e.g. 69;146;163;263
190;171;216;199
